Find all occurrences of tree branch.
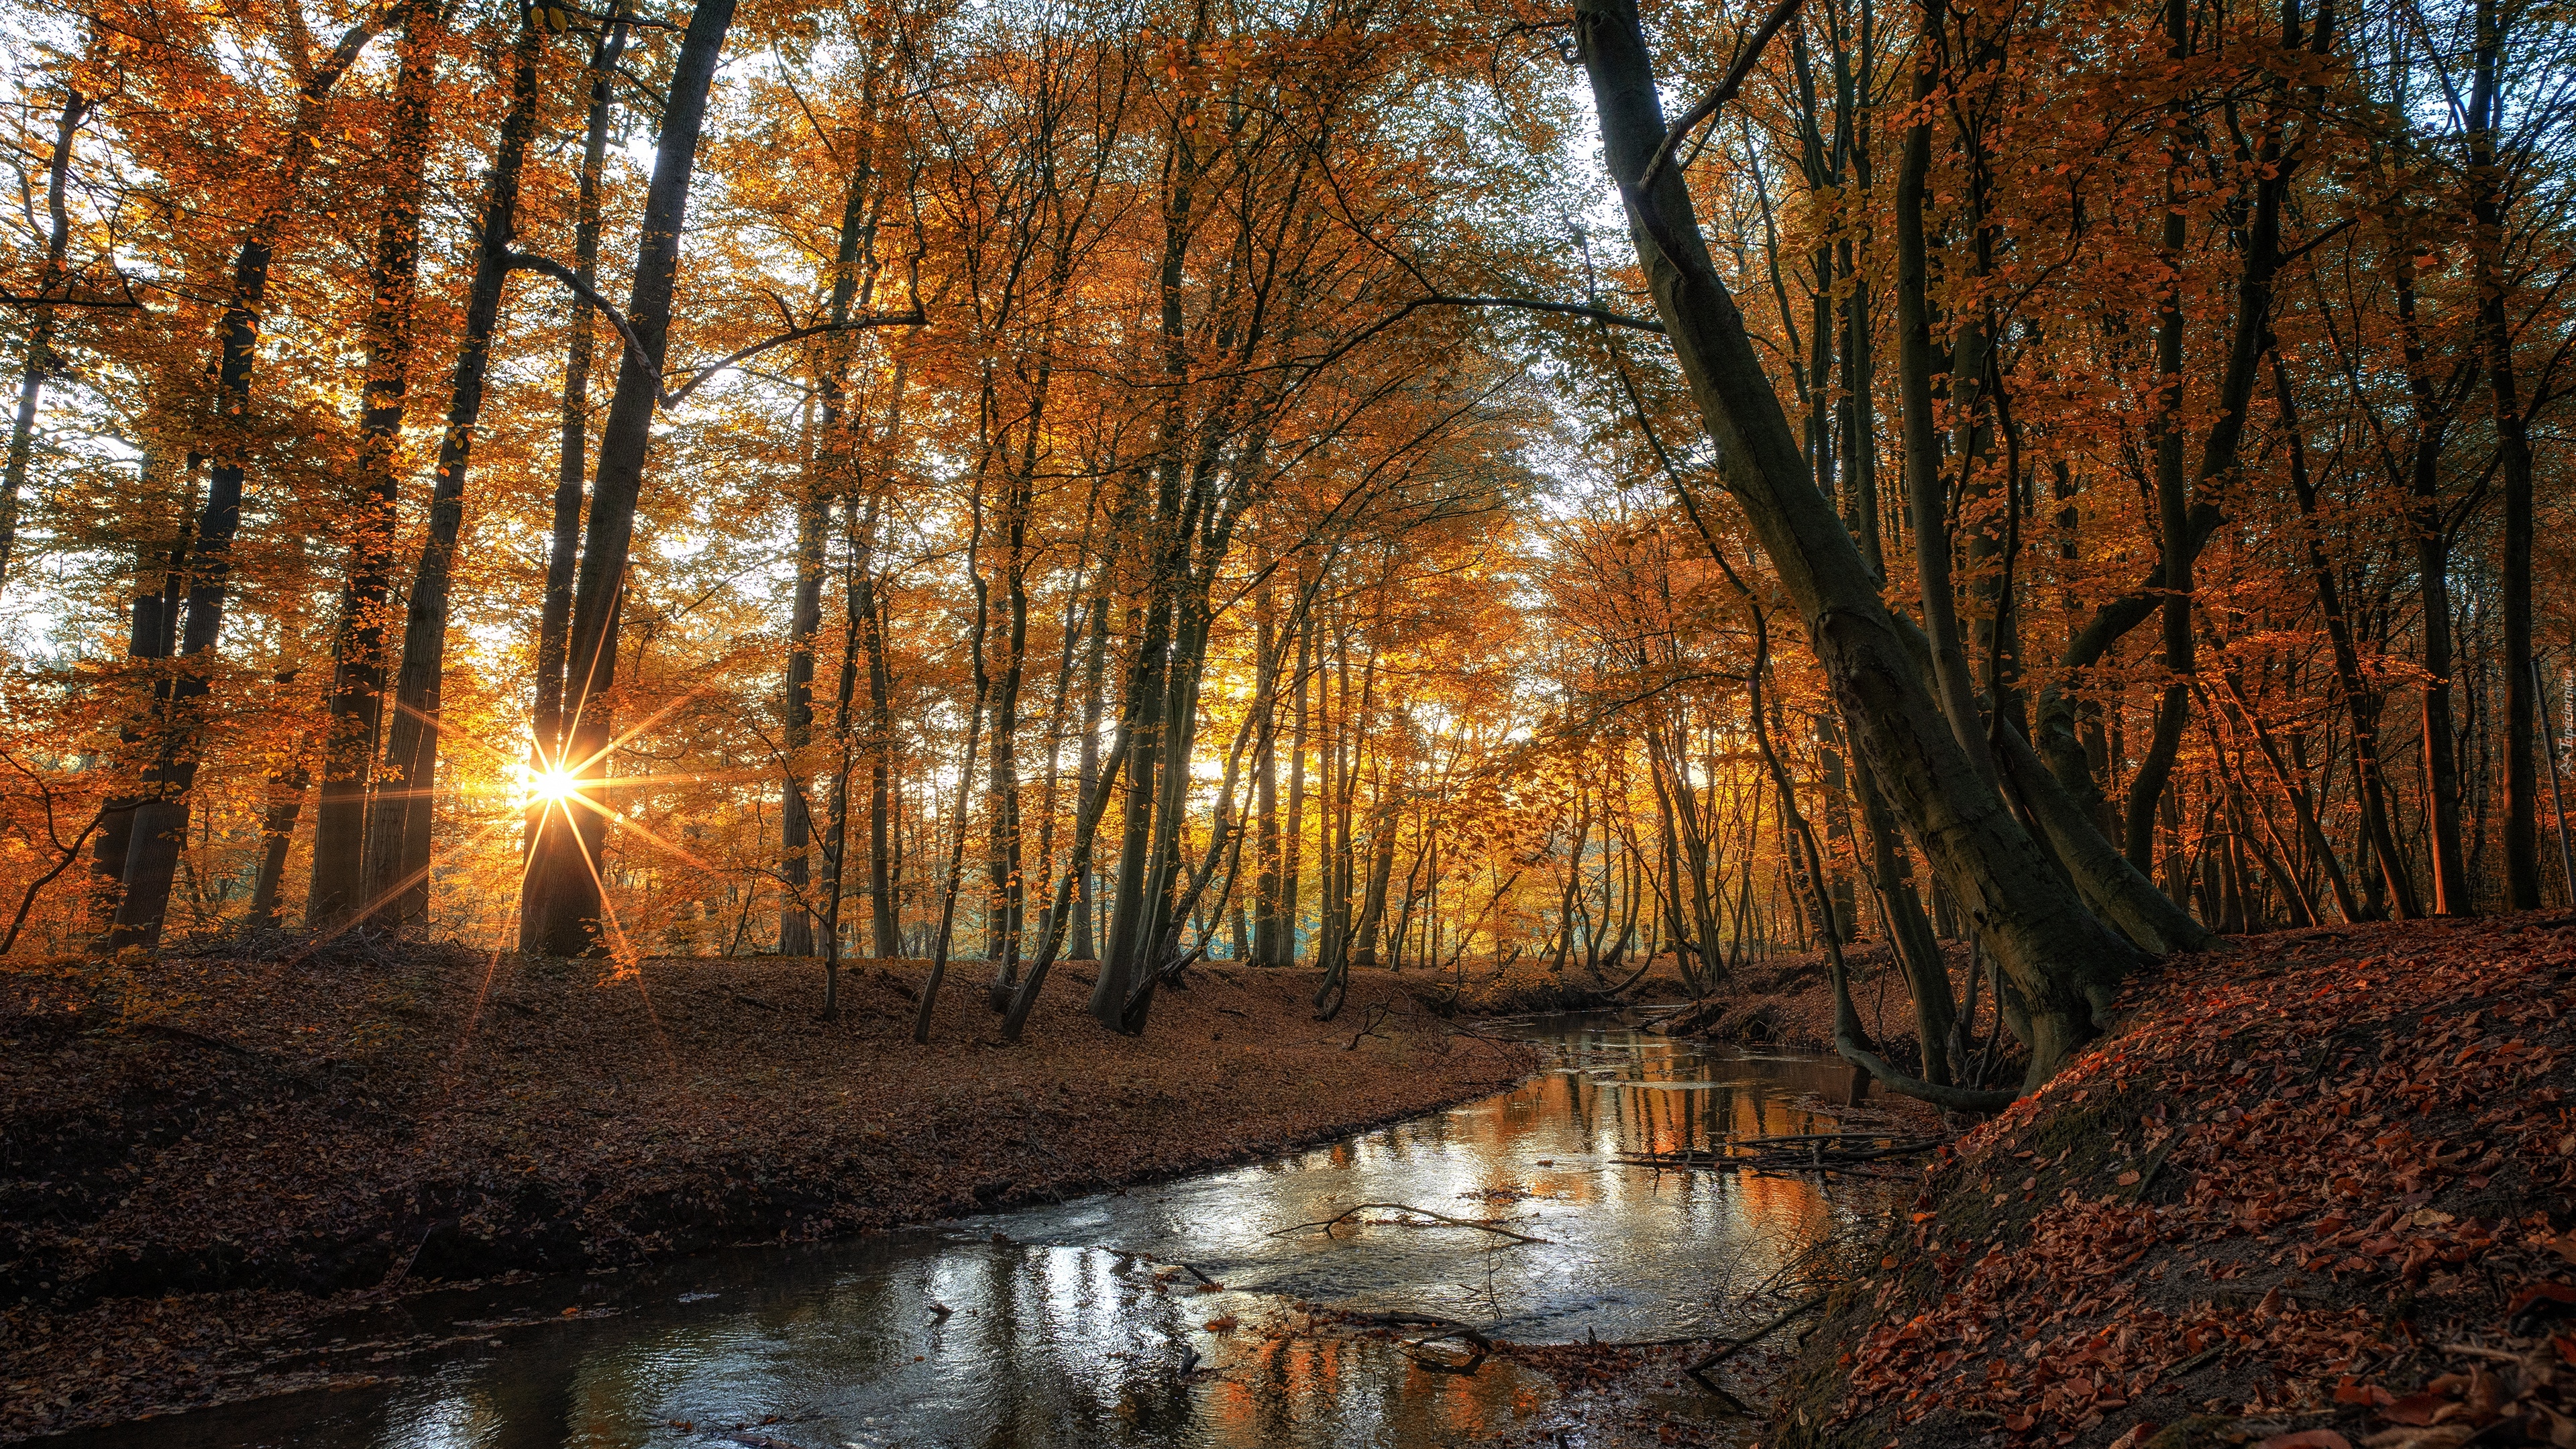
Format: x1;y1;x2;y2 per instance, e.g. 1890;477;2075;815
661;313;927;406
506;250;926;409
2;809;99;954
1638;0;1808;191
1413;294;1666;332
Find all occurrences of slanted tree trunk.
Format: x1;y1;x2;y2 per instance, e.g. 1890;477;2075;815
1574;0;2139;1090
520;0;740;955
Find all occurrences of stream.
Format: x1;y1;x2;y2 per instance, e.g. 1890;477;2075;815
67;1014;1903;1448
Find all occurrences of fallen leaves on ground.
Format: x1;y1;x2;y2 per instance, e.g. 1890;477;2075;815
0;945;1530;1442
1792;912;2575;1449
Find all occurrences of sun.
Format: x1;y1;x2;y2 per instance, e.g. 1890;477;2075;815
523;766;583;805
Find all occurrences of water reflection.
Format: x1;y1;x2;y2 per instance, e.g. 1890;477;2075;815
60;1017;1890;1449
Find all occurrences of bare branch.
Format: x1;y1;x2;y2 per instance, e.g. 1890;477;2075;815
1638;0;1808;192
506;250;927;409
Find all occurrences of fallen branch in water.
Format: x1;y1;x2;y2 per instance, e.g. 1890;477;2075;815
1621;1136;1945;1175
1267;1201;1551;1244
1345;1311;1492;1375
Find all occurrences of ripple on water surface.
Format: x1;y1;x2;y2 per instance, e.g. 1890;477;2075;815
61;1014;1900;1449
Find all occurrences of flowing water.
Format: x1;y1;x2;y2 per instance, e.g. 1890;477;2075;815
67;1014;1904;1449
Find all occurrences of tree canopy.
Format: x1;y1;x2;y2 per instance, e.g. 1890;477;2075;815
1;0;2568;1099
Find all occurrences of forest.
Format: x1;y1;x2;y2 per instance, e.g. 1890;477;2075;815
1;0;2572;1438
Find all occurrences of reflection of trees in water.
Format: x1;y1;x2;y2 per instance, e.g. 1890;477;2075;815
191;1038;1866;1449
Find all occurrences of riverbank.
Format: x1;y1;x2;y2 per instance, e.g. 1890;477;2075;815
1647;940;1980;1079
1767;911;2576;1449
0;943;1534;1441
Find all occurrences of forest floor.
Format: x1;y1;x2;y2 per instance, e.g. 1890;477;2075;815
0;941;1534;1442
1749;909;2576;1449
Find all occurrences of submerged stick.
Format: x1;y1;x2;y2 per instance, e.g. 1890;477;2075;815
1687;1292;1827;1385
1267;1202;1552;1244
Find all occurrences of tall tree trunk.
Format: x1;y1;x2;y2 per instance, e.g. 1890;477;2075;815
1892;0;1997;783
913;496;991;1041
863;372;906;958
531;15;630;780
1067;581;1110;959
308;4;441;926
777;480;827;955
1280;606;1314;967
2467;0;2538;910
818;496;871;988
2121;0;2195;873
2391;258;2471;915
356;19;545;928
520;0;740;955
248;671;312;928
2028;0;2322;819
1252;585;1283;965
786;113;885;956
2271;346;2413;916
87;472;190;934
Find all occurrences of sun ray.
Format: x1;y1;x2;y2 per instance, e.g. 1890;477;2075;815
551;786;726;879
284;808;535;965
382;695;538;771
558;683;717;780
555;799;687;1083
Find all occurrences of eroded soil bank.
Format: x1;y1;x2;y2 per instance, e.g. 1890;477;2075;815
1766;912;2576;1449
0;945;1532;1441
